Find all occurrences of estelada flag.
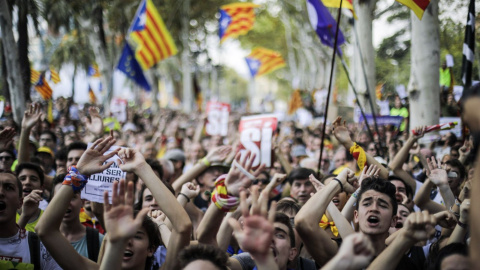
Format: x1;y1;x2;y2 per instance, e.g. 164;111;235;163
49;67;61;83
245;48;286;77
34;73;53;100
129;0;178;70
321;0;356;19
396;0;431;19
31;68;41;84
219;3;259;43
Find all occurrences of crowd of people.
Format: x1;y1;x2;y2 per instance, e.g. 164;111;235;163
0;83;479;270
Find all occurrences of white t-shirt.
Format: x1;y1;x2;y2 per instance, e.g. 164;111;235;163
0;230;61;269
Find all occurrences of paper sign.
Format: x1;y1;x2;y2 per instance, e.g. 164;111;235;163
206;101;230;136
238;114;278;168
81;145;126;203
446;54;454;67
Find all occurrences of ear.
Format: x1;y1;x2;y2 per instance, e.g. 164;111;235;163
288;247;298;261
390;215;398;228
354;210;359;224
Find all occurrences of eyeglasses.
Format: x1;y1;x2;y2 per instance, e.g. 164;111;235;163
252;179;270;185
0;156;13;162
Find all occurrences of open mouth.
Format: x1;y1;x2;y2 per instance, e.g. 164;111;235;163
23;188;32;196
0;201;6;211
123;250;134;259
65;209;72;214
395;222;403;228
332;198;340;205
367;216;379;225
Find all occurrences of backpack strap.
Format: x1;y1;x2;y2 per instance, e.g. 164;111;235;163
86;227;100;262
28;232;41;270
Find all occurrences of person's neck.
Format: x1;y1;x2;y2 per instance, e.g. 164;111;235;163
365;232;389;256
60;219;86;241
0;221;19;238
200;187;210;201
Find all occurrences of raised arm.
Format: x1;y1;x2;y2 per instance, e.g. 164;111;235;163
295;168;354;266
172;145;232;194
332;117;388;179
18;103;42;164
116;148;192;270
413;179;446;213
36;136;118;270
83;107;105;143
321;233;374;270
447;199;470;245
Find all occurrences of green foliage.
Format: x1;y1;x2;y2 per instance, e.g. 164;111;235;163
49;30;94;72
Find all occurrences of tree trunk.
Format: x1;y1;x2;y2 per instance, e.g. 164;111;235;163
408;0;440;129
181;0;192;113
0;0;26;125
352;0;377;114
17;0;31;101
72;65;76;102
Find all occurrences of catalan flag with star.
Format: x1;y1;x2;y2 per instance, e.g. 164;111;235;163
34;73;53;100
49;67;61;83
219;3;259;43
88;65;101;77
396;0;431;19
128;0;178;70
245;48;286;78
88;85;97;104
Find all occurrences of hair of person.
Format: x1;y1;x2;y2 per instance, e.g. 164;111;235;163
321;174;338;184
134;182;175;211
135;211;162;270
287;167;316;185
446;132;457;147
0;148;16;159
15;162;45;186
257;170;270;181
145;158;164;181
356;177;398;217
50;173;67;199
178;244;228;270
276;199;301;216
275;212;296;248
444;159;466;180
0;169;22;198
433;243;468;270
460;83;480;110
40;130;57;144
66;141;87;155
55;147;67;161
388;175;414;198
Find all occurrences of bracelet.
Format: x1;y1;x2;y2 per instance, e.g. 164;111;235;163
211;174;240;212
62;166;89;193
178;193;191;203
457;220;468;229
333;178;344;193
199;157;210;167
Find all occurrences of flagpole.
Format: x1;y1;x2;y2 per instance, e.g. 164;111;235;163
317;0;344;175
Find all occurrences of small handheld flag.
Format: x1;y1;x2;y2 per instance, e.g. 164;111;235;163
219;3;259;43
245;48;285;77
129;0;178;70
395;0;431;20
34;73;53;100
117;42;151;91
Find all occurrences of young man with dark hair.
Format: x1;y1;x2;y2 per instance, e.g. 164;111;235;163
287;167;316;206
0;171;61;269
66;142;88;167
0;149;15;172
39;130;57;152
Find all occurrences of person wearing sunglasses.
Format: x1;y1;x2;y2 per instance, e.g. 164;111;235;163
0;149;15;172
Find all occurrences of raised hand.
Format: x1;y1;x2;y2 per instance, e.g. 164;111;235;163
332;117;353;147
402;211;436;243
259;173;286;201
228;188;276;263
459;199;470;224
412;126;426;140
323;233;374;270
459;141;471;158
103;180;148;243
205;145;232;163
180;182;200;200
0;127;15;149
22;103;43;130
433;211;457;229
225;151;266;197
309;174;325;192
85;107;104;136
77;134;119;176
358;165;380;186
335;168;355;188
22;190;43;218
427;157;448;187
148;209;167;226
116;148;146;173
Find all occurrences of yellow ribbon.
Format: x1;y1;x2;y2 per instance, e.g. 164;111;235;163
319;214;339;237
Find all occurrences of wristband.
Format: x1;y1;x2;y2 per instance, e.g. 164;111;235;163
199;157;210;167
178;193;191;203
62;166;89;193
349;142;367;171
457;220;468;229
333;178;344;193
211;174;240;212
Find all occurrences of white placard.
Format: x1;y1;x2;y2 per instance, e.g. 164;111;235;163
446;54;454;67
81;145;126;203
205;101;230;136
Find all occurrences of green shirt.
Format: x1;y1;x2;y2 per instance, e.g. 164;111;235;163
390;107;409;131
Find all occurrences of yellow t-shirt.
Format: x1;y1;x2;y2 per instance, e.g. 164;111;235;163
16;210;44;232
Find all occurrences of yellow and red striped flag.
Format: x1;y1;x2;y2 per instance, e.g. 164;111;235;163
287;89;303;115
219;3;259;43
88;65;101;78
321;0;356;18
245;47;286;77
129;0;178;70
34;73;53;100
31;68;41;84
396;0;431;19
49;67;61;83
88;86;97;104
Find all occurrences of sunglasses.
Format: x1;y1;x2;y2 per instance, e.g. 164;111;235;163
252;179;270;185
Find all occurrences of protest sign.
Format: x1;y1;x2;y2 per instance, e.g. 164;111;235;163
81;144;126;203
206;101;230;136
238;114;277;168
